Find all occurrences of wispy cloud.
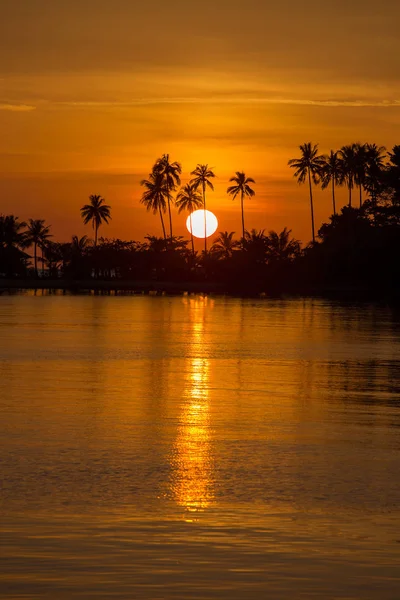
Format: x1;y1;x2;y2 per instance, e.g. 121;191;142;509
45;97;400;109
0;102;36;111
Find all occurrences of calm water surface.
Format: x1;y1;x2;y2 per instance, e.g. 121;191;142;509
1;294;400;599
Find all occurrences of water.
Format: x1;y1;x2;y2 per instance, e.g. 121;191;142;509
1;293;400;599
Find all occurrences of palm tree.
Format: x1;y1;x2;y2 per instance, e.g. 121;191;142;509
140;171;170;239
176;183;203;255
80;195;111;246
0;215;26;249
320;150;343;216
25;219;52;276
190;164;216;254
365;143;387;206
153;154;182;239
227;172;256;240
354;143;368;208
210;231;240;260
339;144;358;208
288;142;324;243
265;228;301;262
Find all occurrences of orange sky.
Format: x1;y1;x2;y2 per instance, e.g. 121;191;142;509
1;0;400;245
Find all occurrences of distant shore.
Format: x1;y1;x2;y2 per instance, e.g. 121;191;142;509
0;279;398;302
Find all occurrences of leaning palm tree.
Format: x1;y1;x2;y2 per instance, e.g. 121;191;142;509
190;164;216;254
153;154;182;239
339;144;358;208
288;142;324;243
80;195;111;246
24;219;52;276
227;172;256;240
320;150;343;216
140;171;170;239
210;231;240;260
176;183;203;255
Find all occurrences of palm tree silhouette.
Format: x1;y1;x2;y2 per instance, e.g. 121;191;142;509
210;231;240;260
288;143;324;243
140;171;170;239
354;143;368;208
339;144;358;208
365;143;386;206
190;164;216;254
25;219;52;276
153;154;182;240
320;151;343;216
227;172;256;241
176;183;203;255
80;195;111;246
265;228;301;262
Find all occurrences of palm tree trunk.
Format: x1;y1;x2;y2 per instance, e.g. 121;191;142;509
159;207;166;239
359;184;362;208
332;178;336;216
241;190;245;241
190;214;195;256
94;223;98;247
34;242;38;276
41;245;45;278
203;182;207;255
349;178;352;207
308;169;315;243
167;197;173;240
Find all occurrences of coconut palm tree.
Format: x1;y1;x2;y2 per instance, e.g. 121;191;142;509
210;231;240;260
190;164;216;254
365;143;387;206
80;195;111;246
153;154;182;239
288;142;324;243
140;171;170;239
176;183;203;255
339;144;358;208
265;228;301;262
320;150;343;216
227;172;256;241
354;143;368;208
0;215;26;249
25;219;52;276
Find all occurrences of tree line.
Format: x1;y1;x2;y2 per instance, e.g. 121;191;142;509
1;143;400;296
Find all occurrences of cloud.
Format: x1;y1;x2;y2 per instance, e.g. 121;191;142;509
0;102;36;111
35;97;400;110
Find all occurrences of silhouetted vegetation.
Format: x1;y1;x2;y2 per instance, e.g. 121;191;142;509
2;145;400;299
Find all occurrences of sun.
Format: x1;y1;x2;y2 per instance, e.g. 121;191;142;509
186;210;218;239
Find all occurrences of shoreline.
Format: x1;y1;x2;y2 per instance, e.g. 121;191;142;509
0;279;398;302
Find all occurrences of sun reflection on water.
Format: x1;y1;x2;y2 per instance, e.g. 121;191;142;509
170;298;215;513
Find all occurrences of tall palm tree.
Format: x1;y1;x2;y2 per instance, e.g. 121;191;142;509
320;150;343;216
25;219;52;276
140;171;170;239
339;144;358;208
80;195;111;246
227;171;256;240
288;142;324;243
190;164;216;254
176;183;203;255
210;231;240;260
153;154;182;239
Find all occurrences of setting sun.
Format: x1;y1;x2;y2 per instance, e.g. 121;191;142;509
186;210;218;239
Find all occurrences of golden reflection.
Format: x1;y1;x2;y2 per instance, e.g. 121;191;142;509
171;297;215;512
